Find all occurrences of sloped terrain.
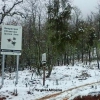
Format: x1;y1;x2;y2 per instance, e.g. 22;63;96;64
0;62;99;99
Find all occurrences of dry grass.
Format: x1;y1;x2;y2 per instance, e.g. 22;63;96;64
73;95;100;100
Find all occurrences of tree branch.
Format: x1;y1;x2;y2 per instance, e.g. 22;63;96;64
0;0;23;24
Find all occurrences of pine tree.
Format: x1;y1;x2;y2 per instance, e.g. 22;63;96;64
47;0;72;54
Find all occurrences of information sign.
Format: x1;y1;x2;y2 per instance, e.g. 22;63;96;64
1;25;22;55
42;53;46;64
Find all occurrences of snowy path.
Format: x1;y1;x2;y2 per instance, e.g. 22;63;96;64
37;81;100;100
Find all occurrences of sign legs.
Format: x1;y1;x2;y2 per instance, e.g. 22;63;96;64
1;55;20;86
16;55;19;85
2;55;5;86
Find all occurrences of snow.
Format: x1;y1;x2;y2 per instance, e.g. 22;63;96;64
0;61;100;100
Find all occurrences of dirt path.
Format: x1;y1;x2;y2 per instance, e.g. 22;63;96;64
37;81;100;100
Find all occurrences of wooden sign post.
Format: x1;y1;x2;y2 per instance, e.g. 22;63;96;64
42;53;46;86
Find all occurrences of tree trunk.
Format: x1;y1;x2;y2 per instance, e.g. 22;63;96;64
72;53;74;66
81;51;84;63
96;46;99;69
64;53;66;65
46;65;52;78
57;58;59;66
77;51;80;62
88;49;91;65
85;53;88;65
67;55;69;65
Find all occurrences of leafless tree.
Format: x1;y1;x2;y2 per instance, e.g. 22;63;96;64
0;0;23;24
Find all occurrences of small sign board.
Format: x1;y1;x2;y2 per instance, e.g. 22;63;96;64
42;53;46;64
1;25;22;55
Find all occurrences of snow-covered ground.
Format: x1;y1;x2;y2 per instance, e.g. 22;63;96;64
0;61;100;100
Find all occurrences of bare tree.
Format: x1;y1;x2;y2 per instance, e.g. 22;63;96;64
72;6;82;29
0;0;23;24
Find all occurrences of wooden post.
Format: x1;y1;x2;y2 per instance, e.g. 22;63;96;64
42;53;46;86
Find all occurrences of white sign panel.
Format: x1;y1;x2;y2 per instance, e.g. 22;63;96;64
1;25;22;55
42;53;46;64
